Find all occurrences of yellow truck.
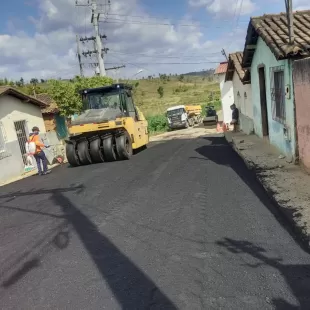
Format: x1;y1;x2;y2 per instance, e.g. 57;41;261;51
65;83;149;166
166;104;202;129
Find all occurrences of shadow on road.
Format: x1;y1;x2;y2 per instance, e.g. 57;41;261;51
0;186;176;309
216;237;310;309
194;136;308;251
194;136;310;309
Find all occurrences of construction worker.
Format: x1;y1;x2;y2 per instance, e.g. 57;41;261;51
230;104;239;132
28;126;51;175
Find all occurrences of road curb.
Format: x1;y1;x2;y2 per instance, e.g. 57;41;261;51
0;160;68;187
226;134;310;252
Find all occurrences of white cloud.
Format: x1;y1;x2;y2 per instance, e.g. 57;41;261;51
189;0;257;17
293;0;310;11
0;0;248;81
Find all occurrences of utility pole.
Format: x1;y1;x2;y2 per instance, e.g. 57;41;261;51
221;48;228;61
91;0;106;76
76;35;84;77
76;0;108;76
285;0;294;44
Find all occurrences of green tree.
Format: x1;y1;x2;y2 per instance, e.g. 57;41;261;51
47;76;113;117
178;74;184;82
30;78;39;85
157;86;164;98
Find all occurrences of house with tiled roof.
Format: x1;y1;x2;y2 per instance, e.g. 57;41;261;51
0;87;48;184
36;93;68;140
225;52;253;134
241;10;310;162
214;61;234;124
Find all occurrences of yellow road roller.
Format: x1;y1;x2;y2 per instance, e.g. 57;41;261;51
65;83;149;166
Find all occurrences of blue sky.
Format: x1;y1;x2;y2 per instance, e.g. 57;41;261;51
0;0;309;80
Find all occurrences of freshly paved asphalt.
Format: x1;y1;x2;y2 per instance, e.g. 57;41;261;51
0;135;310;310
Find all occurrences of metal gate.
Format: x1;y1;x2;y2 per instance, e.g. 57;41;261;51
293;58;310;172
14;120;28;164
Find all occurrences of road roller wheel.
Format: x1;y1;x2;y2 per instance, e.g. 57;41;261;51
115;132;132;160
77;140;92;165
89;138;104;163
66;143;80;167
102;136;117;162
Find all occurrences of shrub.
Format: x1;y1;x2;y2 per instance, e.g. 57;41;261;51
147;114;168;133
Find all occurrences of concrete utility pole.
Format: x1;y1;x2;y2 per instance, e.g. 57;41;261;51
221;48;228;61
285;0;294;44
91;0;106;76
76;0;108;76
76;35;84;77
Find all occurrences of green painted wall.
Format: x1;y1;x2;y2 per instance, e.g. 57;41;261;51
251;37;295;159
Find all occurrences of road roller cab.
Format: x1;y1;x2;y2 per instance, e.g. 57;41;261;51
65;83;149;166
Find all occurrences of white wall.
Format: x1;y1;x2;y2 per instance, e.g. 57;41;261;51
218;73;234;124
0;95;46;142
232;71;253;118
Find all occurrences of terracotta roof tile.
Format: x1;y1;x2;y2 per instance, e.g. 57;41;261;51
243;10;310;66
214;62;228;74
225;52;251;84
36;93;59;114
0;86;47;108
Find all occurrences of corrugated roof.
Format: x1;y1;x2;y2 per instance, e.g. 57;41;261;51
243;10;310;67
225;52;251;84
0;86;47;108
36;93;59;114
214;62;228;74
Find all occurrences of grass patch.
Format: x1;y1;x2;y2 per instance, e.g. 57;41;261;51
146;114;168;134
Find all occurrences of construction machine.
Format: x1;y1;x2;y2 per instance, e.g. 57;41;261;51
203;105;218;125
65;83;149;166
166;104;202;130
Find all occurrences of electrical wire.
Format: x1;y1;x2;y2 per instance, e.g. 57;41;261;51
108;50;221;58
102;17;243;29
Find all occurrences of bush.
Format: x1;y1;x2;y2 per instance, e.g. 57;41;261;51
147;114;168;133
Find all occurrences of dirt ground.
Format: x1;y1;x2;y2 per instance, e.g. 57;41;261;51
150;125;220;142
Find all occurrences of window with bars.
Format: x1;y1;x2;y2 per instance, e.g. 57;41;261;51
270;66;286;123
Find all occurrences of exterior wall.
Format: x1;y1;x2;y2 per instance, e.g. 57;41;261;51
0;95;46;184
0;95;46;142
43;114;57;132
232;71;253;134
293;57;310;172
251;37;296;160
218;73;234;124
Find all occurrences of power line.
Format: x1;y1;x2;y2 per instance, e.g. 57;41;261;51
105;61;220;65
105;13;249;24
108;50;220;58
102;18;243;29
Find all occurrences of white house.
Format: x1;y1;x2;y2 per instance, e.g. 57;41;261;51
214;62;234;124
0;87;47;185
224;52;254;134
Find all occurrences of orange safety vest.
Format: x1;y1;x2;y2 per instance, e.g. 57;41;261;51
28;134;45;154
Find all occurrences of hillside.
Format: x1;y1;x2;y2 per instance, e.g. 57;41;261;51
127;75;221;117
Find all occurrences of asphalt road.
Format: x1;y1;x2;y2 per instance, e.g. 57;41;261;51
0;135;310;310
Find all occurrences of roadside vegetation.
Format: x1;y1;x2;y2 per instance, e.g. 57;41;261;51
0;72;221;135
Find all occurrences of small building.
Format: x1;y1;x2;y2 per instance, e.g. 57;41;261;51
214;62;234;124
0;87;47;184
225;52;253;134
242;10;310;162
37;93;68;139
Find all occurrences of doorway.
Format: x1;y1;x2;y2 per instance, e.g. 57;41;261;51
258;66;269;137
14;120;28;164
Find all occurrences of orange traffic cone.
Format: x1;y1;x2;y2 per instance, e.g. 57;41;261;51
216;122;223;133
